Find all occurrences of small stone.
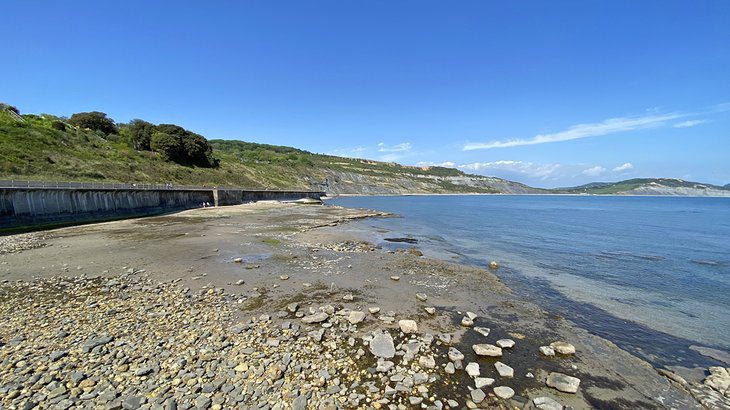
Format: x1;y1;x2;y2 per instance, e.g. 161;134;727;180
398;319;418;334
470;389;486;404
461;317;474;327
550;341;576;355
279;275;289;280
539;346;555;356
533;396;564;410
493;386;514;399
475;377;495;388
445;362;455;374
343;293;354;301
496;339;515;348
416;293;428;301
489;261;499;269
546;372;581;393
424;307;436;315
370;331;396;358
473;344;502;357
494;362;514;378
347;311;366;324
368;307;380;314
302;312;329;324
287;302;299;312
448;347;465;362
233;258;243;263
390;276;400;281
465;362;480;377
418;355;436;369
235;279;244;285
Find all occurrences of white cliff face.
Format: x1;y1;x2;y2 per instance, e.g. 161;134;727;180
622;185;730;197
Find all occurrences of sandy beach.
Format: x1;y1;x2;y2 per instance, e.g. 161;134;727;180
1;202;727;409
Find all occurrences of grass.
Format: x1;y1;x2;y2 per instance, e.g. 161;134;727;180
0;110;509;193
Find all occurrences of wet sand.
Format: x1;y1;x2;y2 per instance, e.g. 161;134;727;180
0;202;722;409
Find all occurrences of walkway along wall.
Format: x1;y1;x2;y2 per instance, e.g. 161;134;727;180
0;188;324;232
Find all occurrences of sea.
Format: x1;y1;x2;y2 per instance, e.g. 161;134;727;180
328;195;730;368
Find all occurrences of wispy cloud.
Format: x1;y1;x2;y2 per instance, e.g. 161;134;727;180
673;119;707;128
612;162;634;172
327;146;368;158
463;113;683;150
417;161;456;167
459;160;562;180
582;166;606;177
378;142;412;153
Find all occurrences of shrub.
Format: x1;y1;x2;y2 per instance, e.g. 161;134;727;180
68;111;117;134
0;103;20;114
51;120;66;131
126;119;155;151
150;131;180;161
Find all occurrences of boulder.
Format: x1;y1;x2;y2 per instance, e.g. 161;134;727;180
546;372;581;393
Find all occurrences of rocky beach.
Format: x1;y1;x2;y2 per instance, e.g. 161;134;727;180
1;202;728;410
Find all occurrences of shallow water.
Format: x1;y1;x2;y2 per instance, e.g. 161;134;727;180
330;195;730;367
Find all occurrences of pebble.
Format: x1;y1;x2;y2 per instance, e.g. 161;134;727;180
496;339;515;348
550;341;576;355
493;386;515;399
473;344;502;357
494;362;514;378
465;363;480;377
398;319;418;334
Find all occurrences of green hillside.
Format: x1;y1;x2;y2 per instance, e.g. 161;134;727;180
0;105;506;194
556;178;730;195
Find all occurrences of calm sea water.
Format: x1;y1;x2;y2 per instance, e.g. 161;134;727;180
329;195;730;367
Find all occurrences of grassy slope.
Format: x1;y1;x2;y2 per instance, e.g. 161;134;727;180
0;111;499;193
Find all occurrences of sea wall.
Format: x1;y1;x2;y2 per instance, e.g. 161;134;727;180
0;188;324;232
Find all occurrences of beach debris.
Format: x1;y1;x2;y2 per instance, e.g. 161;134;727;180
546;372;581;393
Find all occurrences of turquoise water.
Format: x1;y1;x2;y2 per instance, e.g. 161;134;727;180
329;195;730;367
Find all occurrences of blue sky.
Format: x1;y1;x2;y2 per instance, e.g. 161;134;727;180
2;1;729;187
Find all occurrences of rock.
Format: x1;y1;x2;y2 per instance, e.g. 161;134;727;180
81;335;113;353
494;362;514;378
370;331;396;358
539;346;555;356
368;307;380;314
533;396;564;410
134;367;153;377
122;396;143;409
473;327;490;337
473;344;502;357
287;302;299;312
235;279;244;285
418;355;436;369
657;369;687;385
550;341;576;355
470;388;486;404
376;360;395;372
233;258;243;263
475;377;494;388
195;395;212;408
424;307;436;315
496;339;515;349
347;311;366;324
489;261;499;269
279;275;289;280
546;372;581;393
461;317;474;327
49;350;68;361
302;312;329;324
448;347;465;362
465;362;480;377
390;275;400;281
398;320;418;334
343;293;354;301
416;293;428;301
493;386;514;399
445;362;455;374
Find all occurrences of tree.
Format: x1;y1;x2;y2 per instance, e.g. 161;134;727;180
68;111;117;134
0;103;20;114
51;120;66;131
150;131;180;161
152;123;215;167
127;119;155;150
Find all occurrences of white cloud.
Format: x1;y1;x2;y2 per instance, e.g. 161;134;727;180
612;162;634;172
378;142;412;153
582;166;606;177
417;161;456;168
327;146;368;157
459;160;562;180
673;119;707;128
463;112;684;151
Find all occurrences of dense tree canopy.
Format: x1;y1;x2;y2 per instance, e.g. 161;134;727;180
127;119;155;151
68;111;117;134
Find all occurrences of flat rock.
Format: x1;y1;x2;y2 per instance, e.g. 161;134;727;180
546;372;581;393
474;327;490;337
473;344;502;357
493;386;515;399
416;293;428;301
465;362;480;377
533;396;564;410
370;331;396;358
494;361;514;378
448;347;464;362
539;346;555;356
470;388;486;404
301;312;329;324
347;311;366;324
496;339;515;349
475;377;494;388
398;319;418;334
550;341;576;355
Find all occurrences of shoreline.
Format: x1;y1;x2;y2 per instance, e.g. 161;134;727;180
1;202;727;409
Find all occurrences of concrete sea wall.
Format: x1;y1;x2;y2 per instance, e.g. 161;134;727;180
0;188;324;232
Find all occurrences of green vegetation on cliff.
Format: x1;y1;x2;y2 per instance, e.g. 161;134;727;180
0;105;511;194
